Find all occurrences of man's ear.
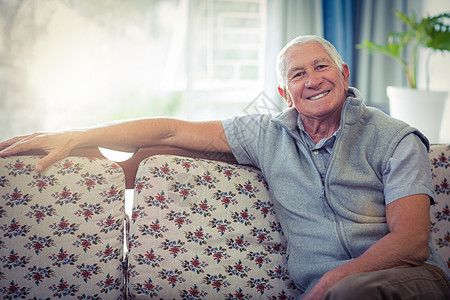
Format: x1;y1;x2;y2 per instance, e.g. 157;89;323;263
278;86;293;107
342;64;350;89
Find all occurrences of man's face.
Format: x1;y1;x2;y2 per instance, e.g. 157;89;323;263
278;42;350;124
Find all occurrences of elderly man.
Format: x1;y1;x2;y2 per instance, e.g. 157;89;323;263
1;35;449;299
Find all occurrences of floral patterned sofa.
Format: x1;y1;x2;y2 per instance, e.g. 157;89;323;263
0;144;449;299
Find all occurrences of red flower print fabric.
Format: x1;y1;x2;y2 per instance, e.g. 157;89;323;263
429;145;450;268
0;156;125;299
127;155;298;299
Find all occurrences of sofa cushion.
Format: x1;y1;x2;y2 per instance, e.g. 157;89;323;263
0;156;125;299
429;144;450;268
127;155;298;299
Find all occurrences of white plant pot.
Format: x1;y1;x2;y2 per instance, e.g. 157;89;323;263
387;86;448;144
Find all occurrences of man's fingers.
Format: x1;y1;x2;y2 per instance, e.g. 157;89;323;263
0;135;27;148
0;141;32;156
1;132;76;173
0;134;40;155
36;149;69;173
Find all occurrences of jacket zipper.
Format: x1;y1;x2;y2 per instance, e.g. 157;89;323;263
322;114;353;259
321;178;352;258
281;123;353;259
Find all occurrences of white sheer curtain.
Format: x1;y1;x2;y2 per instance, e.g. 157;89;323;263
263;0;324;105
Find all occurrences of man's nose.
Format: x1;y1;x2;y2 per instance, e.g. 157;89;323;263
305;71;321;88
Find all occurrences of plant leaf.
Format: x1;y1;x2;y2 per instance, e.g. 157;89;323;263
357;40;403;60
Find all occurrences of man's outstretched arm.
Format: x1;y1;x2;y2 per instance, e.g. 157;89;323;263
0;118;231;172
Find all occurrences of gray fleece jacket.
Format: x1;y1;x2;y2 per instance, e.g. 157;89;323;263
223;87;448;295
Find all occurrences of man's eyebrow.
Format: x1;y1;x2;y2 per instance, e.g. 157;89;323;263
288;66;304;75
313;57;332;65
287;58;332;76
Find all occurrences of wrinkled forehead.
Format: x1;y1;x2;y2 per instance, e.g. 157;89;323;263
284;42;335;69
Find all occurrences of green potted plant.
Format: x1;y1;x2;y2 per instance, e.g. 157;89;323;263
358;10;450;143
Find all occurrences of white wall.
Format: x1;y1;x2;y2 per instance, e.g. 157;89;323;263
421;0;450;143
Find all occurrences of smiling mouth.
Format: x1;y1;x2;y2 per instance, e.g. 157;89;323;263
308;90;330;100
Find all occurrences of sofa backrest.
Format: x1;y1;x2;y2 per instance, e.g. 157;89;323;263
0;156;125;299
126;155;298;299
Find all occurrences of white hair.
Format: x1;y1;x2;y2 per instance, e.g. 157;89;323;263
276;35;345;90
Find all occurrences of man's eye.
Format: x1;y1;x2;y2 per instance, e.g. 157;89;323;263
293;71;305;78
316;65;328;70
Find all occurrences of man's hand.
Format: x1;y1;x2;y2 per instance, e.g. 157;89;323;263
0;131;78;173
302;270;344;300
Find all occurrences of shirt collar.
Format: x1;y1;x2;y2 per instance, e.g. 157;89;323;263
297;114;341;151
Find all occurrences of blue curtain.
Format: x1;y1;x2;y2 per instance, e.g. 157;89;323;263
321;0;423;111
322;0;355;85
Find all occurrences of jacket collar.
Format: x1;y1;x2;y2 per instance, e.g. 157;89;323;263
342;87;364;125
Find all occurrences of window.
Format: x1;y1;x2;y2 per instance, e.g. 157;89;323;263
189;0;266;89
0;0;267;141
185;0;268;119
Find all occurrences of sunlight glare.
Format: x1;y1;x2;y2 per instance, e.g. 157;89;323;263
28;5;110;121
26;2;154;130
99;147;134;162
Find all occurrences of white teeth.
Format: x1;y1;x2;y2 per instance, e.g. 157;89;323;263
308;91;329;100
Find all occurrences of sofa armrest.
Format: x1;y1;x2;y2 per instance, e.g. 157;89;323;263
429;144;450;268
